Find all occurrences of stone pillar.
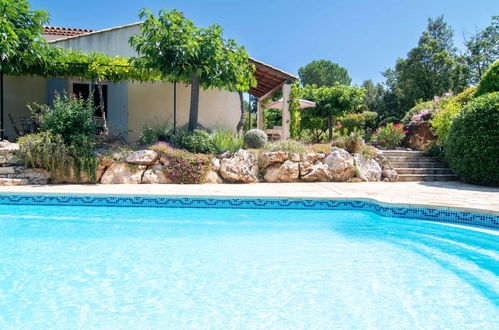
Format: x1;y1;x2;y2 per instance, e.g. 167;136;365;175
257;99;264;130
281;83;291;140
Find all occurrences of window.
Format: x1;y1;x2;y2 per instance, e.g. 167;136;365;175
71;82;108;118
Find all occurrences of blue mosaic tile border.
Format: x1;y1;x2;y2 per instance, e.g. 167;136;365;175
0;194;497;230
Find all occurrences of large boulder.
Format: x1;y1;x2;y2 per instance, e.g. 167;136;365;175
0;142;19;156
203;170;224;184
354;154;382;181
0;155;22;166
219;150;258;183
403;121;436;151
142;164;170;184
100;163;146;184
125;150;159;165
382;169;398;182
259;151;288;168
17;168;51;185
51;161;107;184
301;162;330;182
263;160;299;182
323;147;355;181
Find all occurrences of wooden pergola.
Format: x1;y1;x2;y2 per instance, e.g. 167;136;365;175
249;58;298;140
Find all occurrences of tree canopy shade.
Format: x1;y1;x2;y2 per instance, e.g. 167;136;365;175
301;83;365;140
298;60;351;87
129;9;256;131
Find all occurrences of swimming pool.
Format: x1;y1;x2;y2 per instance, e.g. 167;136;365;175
0;195;497;328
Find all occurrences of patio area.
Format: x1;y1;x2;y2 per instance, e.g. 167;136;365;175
1;181;498;215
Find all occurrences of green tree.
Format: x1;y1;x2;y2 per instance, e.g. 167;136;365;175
298;60;351;87
382;16;468;118
361;79;385;113
301;83;365;141
130;9;255;132
463;16;499;83
0;0;49;75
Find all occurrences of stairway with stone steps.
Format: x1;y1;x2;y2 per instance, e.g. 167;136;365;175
382;150;458;182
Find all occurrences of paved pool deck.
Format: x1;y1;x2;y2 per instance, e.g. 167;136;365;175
0;181;498;216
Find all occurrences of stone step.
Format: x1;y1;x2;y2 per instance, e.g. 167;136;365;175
0;178;28;186
384;155;443;162
395;167;454;175
389;161;449;168
397;174;459;182
382;150;425;156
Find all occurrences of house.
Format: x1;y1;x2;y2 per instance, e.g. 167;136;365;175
2;23;297;142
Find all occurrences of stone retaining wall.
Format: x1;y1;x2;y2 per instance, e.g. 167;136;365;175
0;141;398;185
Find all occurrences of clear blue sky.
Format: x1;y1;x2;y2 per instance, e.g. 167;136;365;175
31;0;498;85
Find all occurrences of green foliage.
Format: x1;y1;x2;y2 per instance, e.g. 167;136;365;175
18;131;97;182
372;123;407;149
0;0;49;74
363;111;379;130
289;82;302;139
463;16;499;84
446;92;499;185
378;116;399;127
172;130;214;154
301;83;365;139
264;107;282;128
362;79;385;113
430;97;462;146
341;113;365;133
210;129;243;154
381;16;468;119
359;145;378;159
150;142;211;184
402;101;434;124
308;144;332;154
298;60;351;86
130;9;255;92
138;123;173;145
263;140;307;155
244;129;268;149
475;61;499;97
30;93;97;143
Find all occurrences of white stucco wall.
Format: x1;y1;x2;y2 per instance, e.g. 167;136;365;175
127;81;240;142
3;76;47;141
53;24;242;142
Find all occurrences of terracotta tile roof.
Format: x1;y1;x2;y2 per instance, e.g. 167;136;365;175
43;26;94;37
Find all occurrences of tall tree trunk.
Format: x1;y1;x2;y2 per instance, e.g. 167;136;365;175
188;72;200;131
236;91;246;135
96;75;108;135
328;113;333;142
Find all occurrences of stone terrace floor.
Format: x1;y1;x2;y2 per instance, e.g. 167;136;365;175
0;181;498;215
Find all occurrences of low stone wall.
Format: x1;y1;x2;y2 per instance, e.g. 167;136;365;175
0;141;398;185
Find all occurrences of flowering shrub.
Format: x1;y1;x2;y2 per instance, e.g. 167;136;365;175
150;142;211;184
343;128;365;153
371;123;407;149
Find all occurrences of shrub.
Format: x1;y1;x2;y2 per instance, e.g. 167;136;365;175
363;111;378;130
18;131;98;182
343;128;365;153
359;145;378;159
138;123;173;145
244;129;268;148
29;92;97;143
211;129;243;154
308;144;331;154
263;140;307;155
475;61;499;97
341;113;365;133
172;129;214;154
378;116;399;127
446;92;499;185
372;123;407;149
150;142;211;184
401;101;433;124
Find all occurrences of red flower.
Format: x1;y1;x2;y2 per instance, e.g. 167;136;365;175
372;131;377;135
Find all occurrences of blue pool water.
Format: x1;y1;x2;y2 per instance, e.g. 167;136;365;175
0;203;497;328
